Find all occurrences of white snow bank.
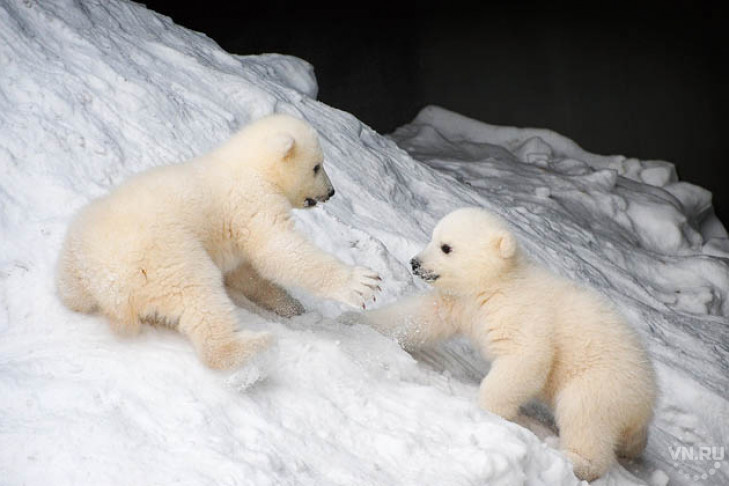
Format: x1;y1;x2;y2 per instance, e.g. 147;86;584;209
392;106;729;258
0;2;727;486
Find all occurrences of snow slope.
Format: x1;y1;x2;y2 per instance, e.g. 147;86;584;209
0;1;727;485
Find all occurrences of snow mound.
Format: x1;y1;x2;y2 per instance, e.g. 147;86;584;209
1;2;727;486
391;106;729;314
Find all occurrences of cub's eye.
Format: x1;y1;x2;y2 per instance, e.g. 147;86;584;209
313;164;321;174
441;244;452;254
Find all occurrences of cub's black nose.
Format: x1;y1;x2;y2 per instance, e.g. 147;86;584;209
410;258;421;271
328;188;335;198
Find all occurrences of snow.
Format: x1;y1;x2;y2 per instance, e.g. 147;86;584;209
0;1;727;485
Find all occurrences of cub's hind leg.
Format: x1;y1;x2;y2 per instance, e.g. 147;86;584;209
555;379;619;481
618;424;649;459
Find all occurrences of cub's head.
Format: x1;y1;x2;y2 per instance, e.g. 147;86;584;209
225;114;335;209
410;207;520;294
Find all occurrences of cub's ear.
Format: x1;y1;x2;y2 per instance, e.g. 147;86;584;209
494;231;516;259
269;132;296;160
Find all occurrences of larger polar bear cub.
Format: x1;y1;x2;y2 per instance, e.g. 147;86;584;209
357;207;656;481
57;114;381;369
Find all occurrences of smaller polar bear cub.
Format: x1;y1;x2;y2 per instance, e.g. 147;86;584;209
354;207;656;481
57;114;381;369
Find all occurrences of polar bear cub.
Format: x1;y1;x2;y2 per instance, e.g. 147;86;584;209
356;207;656;481
57;114;381;369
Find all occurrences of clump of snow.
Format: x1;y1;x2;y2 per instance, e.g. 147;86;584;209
224;338;280;392
1;2;727;486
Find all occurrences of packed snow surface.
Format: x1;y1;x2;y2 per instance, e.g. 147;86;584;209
1;1;727;485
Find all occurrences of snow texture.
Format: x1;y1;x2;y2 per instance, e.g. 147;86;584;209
0;1;727;485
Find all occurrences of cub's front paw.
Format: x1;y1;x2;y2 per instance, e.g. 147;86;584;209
335;266;381;309
478;386;518;421
272;295;306;318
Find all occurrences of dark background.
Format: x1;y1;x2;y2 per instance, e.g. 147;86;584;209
140;1;728;225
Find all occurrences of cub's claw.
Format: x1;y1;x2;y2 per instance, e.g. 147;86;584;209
337;266;383;308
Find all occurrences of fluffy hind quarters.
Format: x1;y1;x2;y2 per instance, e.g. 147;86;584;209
56;240;97;314
554;376;642;482
225;262;305;318
617;423;649;459
78;247;273;369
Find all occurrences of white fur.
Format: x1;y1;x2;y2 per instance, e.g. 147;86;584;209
56;114;380;369
358;207;657;481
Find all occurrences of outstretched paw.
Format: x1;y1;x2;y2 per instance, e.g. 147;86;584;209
337;266;381;309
